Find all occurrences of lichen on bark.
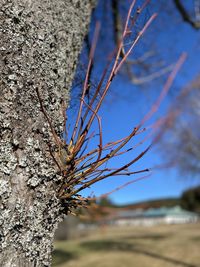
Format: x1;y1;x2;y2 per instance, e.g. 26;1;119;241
0;0;95;266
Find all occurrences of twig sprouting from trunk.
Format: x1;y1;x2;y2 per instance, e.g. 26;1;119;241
36;0;186;205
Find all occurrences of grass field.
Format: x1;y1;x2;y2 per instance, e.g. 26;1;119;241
53;223;200;267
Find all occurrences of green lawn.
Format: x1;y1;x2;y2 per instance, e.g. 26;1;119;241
53;223;200;267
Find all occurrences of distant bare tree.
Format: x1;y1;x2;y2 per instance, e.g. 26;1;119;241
160;76;200;177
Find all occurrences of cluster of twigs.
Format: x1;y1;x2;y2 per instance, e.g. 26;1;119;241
36;0;186;207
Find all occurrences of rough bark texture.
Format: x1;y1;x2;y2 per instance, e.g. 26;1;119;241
0;0;95;266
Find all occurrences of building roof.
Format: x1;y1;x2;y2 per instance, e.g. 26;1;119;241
114;206;199;219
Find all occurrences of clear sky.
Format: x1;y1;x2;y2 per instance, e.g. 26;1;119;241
69;0;200;205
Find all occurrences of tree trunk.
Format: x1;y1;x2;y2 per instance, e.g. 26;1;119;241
0;0;95;266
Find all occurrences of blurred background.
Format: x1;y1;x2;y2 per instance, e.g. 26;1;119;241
53;1;200;266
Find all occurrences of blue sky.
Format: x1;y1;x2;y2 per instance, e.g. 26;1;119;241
70;0;200;205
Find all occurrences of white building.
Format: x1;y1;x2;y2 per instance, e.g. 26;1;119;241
111;206;199;226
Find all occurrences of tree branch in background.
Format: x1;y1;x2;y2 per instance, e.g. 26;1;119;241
173;0;200;29
111;0;175;84
159;75;200;178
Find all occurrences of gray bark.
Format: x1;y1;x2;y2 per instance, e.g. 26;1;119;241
0;0;95;266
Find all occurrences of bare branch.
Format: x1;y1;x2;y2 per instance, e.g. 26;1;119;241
173;0;200;29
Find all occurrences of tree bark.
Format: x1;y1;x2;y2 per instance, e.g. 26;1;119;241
0;0;95;266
